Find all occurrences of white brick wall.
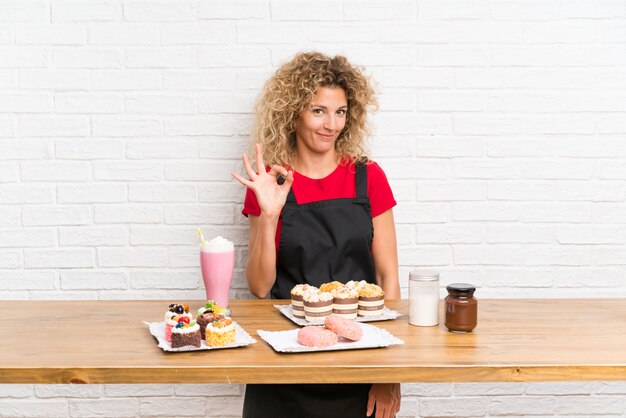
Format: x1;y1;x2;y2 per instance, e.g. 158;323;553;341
1;0;626;416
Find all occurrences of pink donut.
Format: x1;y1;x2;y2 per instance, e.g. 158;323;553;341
324;315;363;341
297;326;338;347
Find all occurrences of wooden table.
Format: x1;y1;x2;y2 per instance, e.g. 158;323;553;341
2;299;625;384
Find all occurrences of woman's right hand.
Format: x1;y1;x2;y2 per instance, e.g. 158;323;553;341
231;143;294;219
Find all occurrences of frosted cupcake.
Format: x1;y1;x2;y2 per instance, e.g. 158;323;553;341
303;290;333;323
205;317;236;347
357;283;385;317
332;286;359;320
171;319;201;348
196;300;227;339
290;284;316;319
346;280;368;292
319;281;343;294
164;303;192;343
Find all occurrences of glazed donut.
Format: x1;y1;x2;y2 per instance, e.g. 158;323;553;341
297;326;338;347
324;315;363;341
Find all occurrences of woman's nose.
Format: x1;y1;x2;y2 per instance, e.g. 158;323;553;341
324;115;339;131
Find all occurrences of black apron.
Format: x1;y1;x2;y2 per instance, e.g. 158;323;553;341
243;163;378;418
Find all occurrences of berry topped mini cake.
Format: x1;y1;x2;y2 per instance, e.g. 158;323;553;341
290;284;316;319
196;300;226;340
357;283;385;317
205;317;236;347
164;303;192;343
303;290;333;323
319;281;343;293
171;317;201;348
331;286;359;320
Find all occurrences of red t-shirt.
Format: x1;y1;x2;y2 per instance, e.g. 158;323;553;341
242;160;396;251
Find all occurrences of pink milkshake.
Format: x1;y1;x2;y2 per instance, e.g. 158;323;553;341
200;236;234;308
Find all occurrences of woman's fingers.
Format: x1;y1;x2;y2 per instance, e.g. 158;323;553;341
242;152;257;180
268;165;288;178
255;143;266;175
231;171;253;188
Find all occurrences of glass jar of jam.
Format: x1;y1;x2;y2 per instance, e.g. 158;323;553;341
444;283;477;333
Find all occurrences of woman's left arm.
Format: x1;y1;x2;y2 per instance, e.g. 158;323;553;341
368;208;401;418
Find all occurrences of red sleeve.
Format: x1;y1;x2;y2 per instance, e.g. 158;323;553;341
367;161;396;218
242;188;261;217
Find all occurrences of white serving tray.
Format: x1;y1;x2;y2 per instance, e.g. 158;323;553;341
275;304;400;326
145;321;256;353
257;322;404;353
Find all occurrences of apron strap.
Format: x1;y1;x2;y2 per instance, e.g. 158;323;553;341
355;162;367;199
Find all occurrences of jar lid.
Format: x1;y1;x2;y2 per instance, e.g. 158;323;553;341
409;270;439;281
446;283;476;293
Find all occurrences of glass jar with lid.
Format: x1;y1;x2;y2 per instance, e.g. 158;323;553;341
444;283;477;333
408;270;439;326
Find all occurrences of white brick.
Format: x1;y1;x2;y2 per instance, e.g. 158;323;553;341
525;115;596;135
417;137;485;158
91;117;162;137
553;269;623;288
378;92;417;112
22;205;91;226
379;158;450;180
140;397;207;417
18;116;90;137
560;136;626;157
94;162;163;181
59;226;129;246
36;385;101;398
395;224;415;245
30;290;98;299
0;228;55;248
0;115;14;137
89;23;158;45
560;46;626;67
52;0;122;21
402;383;452;396
130;226;200;245
597;115;626;134
524;160;594;180
555;396;623;415
103;384;173;397
395;203;450;223
594;247;626;265
417;181;486;201
126;140;197;159
91;69;162;90
271;0;341;21
0;385;34;398
0;251;22;268
98;247;168;267
52;47;122;68
198;46;270;68
0;70;16;88
60;271;129;290
453;22;523;43
371;135;415;158
0;163;18;182
386;180;416;202
123;0;196;22
456;68;527;88
55;93;123;114
595;69;626;88
163;70;236;91
522;202;591;223
488;181;556;201
453;202;520;221
0;272;56;290
164;204;234;225
197;1;268;19
420;45;488;67
0;0;48;22
21;162;91;182
555;225;624;244
204;397;246;417
165;115;249;136
489;46;561;66
19;70;89;90
197;94;255;114
454;115;523;135
0;47;46;68
381;22;448;43
237;22;308;44
0;94;52;113
165;161;238;181
383;68;454;88
132;270;199;289
491;0;560;20
0;27;9;44
525;382;595;395
56;140;125;160
453;382;524;396
129;183;196;202
486;224;553;244
15;24;85;45
525;68;595;89
0;206;19;226
597;161;626;179
25;248;94;268
525;246;592;266
126;48;195;68
0;400;69;418
0;184;53;203
398;246;452;266
419;397;488;417
198;138;249;160
598;21;626;42
57;183;126;203
161;22;236;45
487;94;562;114
198;182;245;204
594;381;626;394
419;91;484;112
416;224;484;244
310;23;379;43
0;291;29;300
94;204;163;224
453;158;522;179
489;396;557;415
125;95;196;114
454;245;523;265
485;269;552;287
69;399;138;417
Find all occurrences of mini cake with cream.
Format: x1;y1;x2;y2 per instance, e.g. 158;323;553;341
205;317;236;347
290;284;316;319
303;290;333;323
171;318;201;348
357;283;385;317
196;300;227;339
331;286;359;320
319;281;343;294
164;303;192;342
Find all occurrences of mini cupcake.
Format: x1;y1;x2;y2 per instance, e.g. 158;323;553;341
346;280;368;292
357;283;385;317
164;303;192;342
319;281;343;293
332;286;359;320
290;284;316;319
303;290;333;323
205;317;236;347
196;301;227;339
171;318;201;348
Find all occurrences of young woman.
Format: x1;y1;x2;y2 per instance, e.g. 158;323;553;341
232;51;401;418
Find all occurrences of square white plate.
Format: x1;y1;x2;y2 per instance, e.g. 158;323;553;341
257;322;404;353
275;304;400;326
145;321;256;353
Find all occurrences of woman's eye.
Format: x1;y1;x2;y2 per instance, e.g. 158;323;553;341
312;108;323;115
337;109;346;116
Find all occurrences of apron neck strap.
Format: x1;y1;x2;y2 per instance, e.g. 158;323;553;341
285;161;369;203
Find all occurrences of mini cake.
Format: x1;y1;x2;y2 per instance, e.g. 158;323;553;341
290;284;316;319
205;317;236;347
196;301;227;339
319;281;343;293
303;290;333;323
171;318;201;348
357;283;385;317
346;280;368;292
164;303;192;343
331;286;359;320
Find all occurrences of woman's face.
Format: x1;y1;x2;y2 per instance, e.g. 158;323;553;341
295;86;347;158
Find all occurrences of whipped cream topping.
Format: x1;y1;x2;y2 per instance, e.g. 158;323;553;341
201;235;234;252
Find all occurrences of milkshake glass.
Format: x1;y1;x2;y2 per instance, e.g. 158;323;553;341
200;236;234;308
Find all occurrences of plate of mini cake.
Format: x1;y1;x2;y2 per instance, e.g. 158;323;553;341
146;302;256;353
279;281;400;326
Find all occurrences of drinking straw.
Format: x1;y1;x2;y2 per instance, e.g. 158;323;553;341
198;228;206;246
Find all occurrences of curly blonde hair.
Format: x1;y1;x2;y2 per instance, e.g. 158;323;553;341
252;51;378;167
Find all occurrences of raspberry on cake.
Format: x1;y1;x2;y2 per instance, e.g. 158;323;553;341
164;303;192;343
205;317;236;347
171;318;201;348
